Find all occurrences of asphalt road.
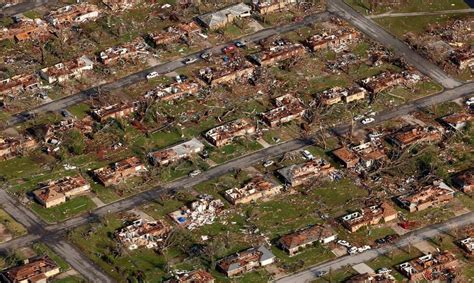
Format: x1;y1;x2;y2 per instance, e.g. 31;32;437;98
276;211;474;283
4;12;330;127
327;0;462;89
45;238;114;283
368;8;474;19
0;0;55;17
333;82;474;135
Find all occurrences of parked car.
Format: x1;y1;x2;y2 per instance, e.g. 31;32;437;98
385;234;400;243
466;97;474;106
302;150;314;160
358;245;371;253
377;268;392;274
337;240;351;248
361;117;375;124
263;160;274;168
61;110;70;117
189;170;201;177
315;270;328;278
200;51;212;60
200;150;209;159
222;45;236;54
146;71;159;80
183;57;198;64
234;40;246;48
348;247;358;255
353;114;365;121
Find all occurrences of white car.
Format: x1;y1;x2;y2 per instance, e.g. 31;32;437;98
337;240;351;248
353;114;364;121
263;160;274;168
146;71;159;80
361;117;375;124
358;245;371;253
377;268;392;274
189;169;201;177
348;247;358;255
183;57;198;64
466;97;474;106
302;150;314;160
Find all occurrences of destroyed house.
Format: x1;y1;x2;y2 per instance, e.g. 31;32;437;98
39;55;94;84
440;113;473;131
277;159;335;187
145;81;200;101
262;94;305;127
251;0;296;15
166;269;215;283
149;22;200;46
27;118;92;144
148;138;204;166
450;47;474;70
32;175;91;208
0;136;37;160
102;0;143;11
99;38;147;65
459;237;474;255
0;17;49;42
316;86;367;106
332;146;359;168
198;55;254;85
149;30;180;46
1;256;60;283
196;3;252;30
278;224;337;256
216;246;275;277
389;125;443;149
398;251;458;281
169;195;225;230
115;219;170;250
91;102;138;122
452;167;474;193
204;118;256;147
45;3;100;27
347;272;395;283
93;156;147;187
306;29;360;52
333;141;387;169
249;40;305;66
397;182;455;212
224;175;283;205
341;202;397;233
0;74;40;96
359;71;405;94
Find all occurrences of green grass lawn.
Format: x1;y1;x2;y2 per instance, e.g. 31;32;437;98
209;138;263;164
67;103;91;119
30;196;96;223
53;276;86;283
313;266;358;283
0;209;27;238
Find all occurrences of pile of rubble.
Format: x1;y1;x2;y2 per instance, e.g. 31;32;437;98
169;194;225;230
115;219;170;250
405;17;474;72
